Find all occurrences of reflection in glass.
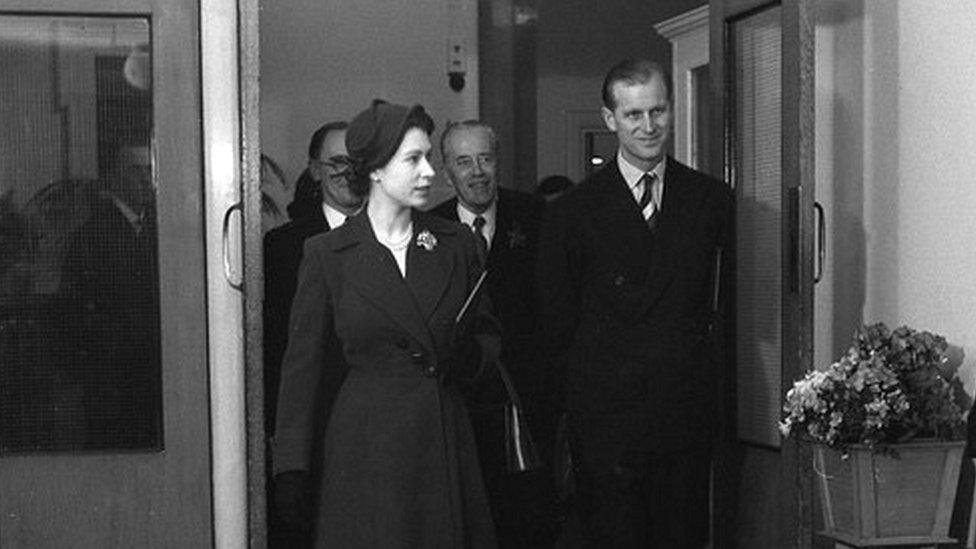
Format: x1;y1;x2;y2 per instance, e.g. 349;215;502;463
0;16;161;453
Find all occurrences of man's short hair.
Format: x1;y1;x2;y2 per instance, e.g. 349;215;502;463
601;58;673;110
439;119;499;160
307;121;349;160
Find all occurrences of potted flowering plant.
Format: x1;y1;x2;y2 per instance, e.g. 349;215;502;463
780;322;966;547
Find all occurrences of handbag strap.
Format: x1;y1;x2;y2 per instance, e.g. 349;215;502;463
495;360;522;408
454;268;522;408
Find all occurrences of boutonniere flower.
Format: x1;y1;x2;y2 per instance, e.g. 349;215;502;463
507;221;527;249
416;229;437;251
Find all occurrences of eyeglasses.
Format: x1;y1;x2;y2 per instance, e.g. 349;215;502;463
313;155;353;179
451;154;496;172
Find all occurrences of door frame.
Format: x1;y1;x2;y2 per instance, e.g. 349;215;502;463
238;0;266;546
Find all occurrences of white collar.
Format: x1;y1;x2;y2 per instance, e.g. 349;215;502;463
322;202;357;229
617;151;666;190
105;192;143;230
456;199;497;244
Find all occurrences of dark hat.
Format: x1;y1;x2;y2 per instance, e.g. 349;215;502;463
346;99;434;172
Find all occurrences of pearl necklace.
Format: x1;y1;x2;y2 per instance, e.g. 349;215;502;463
378;224;413;251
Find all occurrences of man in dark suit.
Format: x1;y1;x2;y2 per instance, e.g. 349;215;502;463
537;58;730;548
61;159;161;451
431;120;557;548
263;121;360;547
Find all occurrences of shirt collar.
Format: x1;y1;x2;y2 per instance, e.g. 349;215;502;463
105;192;143;230
322;202;355;229
616;151;666;190
456;199;497;243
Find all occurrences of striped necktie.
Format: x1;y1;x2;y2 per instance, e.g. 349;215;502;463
637;173;659;231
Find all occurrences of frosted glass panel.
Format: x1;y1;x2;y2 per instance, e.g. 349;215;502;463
0;16;161;453
731;6;783;447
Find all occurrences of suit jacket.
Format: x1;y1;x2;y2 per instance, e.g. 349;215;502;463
537;157;730;465
273;210;498;547
263;207;333;434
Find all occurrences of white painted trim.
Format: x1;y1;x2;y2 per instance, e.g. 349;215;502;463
654;5;709;168
653;4;708;40
201;1;247;547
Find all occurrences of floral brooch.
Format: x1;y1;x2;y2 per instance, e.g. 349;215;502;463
416;229;437;251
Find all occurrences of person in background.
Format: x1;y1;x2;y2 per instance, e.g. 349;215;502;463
535;174;574;203
431;120;557;548
262;121;360;547
537;58;731;548
60;145;161;451
273;99;498;547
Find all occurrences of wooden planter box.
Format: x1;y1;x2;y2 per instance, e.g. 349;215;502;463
814;440;965;547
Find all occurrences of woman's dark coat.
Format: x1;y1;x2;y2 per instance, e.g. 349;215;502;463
274;209;499;548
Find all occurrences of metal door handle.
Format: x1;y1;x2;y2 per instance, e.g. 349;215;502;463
222;201;243;291
814;201;825;284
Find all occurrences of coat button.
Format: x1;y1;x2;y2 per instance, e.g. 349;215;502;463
410;351;426;365
395;337;410;349
423;365;438;378
613;275;625;286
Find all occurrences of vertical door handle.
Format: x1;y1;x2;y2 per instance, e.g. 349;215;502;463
814;201;825;284
222;201;243;291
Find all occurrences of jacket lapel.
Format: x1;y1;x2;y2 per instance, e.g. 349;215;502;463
640;157;699;312
596;161;656;251
337;213;435;352
486;198;510;268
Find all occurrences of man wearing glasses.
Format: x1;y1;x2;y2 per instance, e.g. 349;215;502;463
263;121;360;547
432;120;557;548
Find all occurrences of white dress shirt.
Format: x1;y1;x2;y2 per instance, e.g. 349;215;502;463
616;151;666;218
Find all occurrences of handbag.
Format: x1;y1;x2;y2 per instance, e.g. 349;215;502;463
455;271;542;473
495;360;543;473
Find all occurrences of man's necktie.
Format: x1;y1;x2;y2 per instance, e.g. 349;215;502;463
638;173;659;231
472;215;488;267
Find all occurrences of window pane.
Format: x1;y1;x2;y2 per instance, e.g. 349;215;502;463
0;16;161;453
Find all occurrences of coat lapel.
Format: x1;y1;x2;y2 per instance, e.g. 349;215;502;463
405;212;456;322
338;213;435;352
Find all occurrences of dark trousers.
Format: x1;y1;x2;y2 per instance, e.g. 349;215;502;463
575;449;711;548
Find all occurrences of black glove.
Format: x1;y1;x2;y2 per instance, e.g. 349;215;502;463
273;470;314;535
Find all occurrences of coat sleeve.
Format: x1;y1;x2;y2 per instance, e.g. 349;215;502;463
273;239;335;474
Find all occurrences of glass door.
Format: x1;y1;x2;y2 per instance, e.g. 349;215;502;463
709;0;817;546
0;1;213;546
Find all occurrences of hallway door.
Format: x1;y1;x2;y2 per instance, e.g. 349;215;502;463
0;1;214;546
709;0;817;546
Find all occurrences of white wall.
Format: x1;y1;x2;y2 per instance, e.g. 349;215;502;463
259;0;479;211
815;0;976;394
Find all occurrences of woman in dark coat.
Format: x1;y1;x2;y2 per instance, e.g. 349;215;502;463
273;99;499;548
